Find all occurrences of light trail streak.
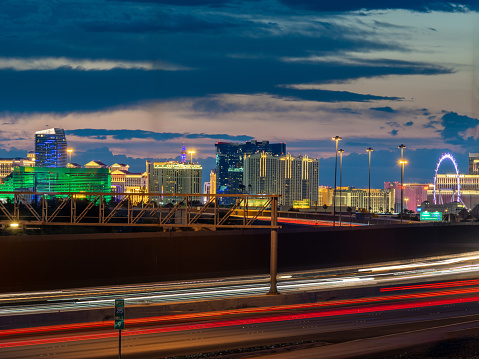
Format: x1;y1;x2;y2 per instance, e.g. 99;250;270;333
4;284;479;340
3;252;479;317
381;278;479;292
76;285;270;305
276;218;361;227
74;276;377;306
359;255;479;273
2;263;479;316
3;293;479;349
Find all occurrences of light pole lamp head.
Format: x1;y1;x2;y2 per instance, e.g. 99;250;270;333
366;147;374;152
332;136;342;141
338;149;344;154
399;159;408;165
398;144;406;149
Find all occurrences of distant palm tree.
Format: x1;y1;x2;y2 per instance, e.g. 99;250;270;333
347;206;353;226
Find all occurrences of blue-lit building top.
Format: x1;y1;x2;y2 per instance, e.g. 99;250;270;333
215;140;286;196
35;128;67;168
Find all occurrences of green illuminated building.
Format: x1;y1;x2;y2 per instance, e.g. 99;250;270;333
0;167;111;199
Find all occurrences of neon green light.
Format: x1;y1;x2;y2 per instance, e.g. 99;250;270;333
0;167;111;199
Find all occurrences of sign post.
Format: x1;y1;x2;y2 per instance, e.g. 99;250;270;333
115;299;125;359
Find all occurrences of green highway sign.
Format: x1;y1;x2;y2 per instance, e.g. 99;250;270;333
115;299;125;330
293;199;310;209
420;211;442;221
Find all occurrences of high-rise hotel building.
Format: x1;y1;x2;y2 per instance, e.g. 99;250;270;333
215;140;286;197
35;128;67;168
146;160;202;204
243;152;318;207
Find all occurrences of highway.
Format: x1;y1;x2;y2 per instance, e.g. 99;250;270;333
3;251;479;357
3;251;479;317
3;251;479;316
3;278;479;358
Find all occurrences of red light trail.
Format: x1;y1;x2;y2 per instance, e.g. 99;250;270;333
3;286;479;349
3;282;479;340
380;278;479;292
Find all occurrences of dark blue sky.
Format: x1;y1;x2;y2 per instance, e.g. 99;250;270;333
0;0;477;187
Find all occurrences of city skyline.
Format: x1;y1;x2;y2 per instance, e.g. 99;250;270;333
0;1;477;188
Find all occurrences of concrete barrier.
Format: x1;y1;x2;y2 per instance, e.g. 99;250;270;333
1;224;478;292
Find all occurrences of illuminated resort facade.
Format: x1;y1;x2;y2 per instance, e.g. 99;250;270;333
35;128;68;168
468;153;479;175
334;187;395;213
0;155;35;183
146;161;202;203
111;163;148;205
0;167;111;200
384;182;429;213
319;186;395;213
243;152;319;207
427;174;479;209
318;186;333;207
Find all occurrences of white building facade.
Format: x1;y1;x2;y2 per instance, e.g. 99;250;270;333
146;161;202;204
243;152;319;207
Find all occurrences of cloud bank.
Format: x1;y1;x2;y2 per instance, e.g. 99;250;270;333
0;57;187;71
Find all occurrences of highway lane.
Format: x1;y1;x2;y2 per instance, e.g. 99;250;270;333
3;251;479;317
3;285;479;358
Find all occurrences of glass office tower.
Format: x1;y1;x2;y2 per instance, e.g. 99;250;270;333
215;140;286;201
35;128;67;168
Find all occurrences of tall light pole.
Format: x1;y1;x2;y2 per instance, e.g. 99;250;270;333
332;136;342;227
366;147;373;220
338;149;344;226
188;150;195;163
67;148;73;165
399;144;406;224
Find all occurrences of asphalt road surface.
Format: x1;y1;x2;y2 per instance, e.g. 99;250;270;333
3;250;479;317
4;251;479;358
4;276;479;357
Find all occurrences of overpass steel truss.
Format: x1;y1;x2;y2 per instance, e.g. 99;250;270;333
0;192;280;230
0;191;281;294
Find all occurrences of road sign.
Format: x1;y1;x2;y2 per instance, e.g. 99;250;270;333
420;211;442;221
293;199;310;209
115;299;125;330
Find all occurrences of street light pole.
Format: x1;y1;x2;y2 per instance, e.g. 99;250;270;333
67;148;73;165
366;147;374;221
399;144;406;224
339;149;344;226
332;136;342;227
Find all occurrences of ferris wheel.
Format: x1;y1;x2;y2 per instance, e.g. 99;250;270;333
433;153;461;205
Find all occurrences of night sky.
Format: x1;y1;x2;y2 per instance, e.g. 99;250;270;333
0;0;477;188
